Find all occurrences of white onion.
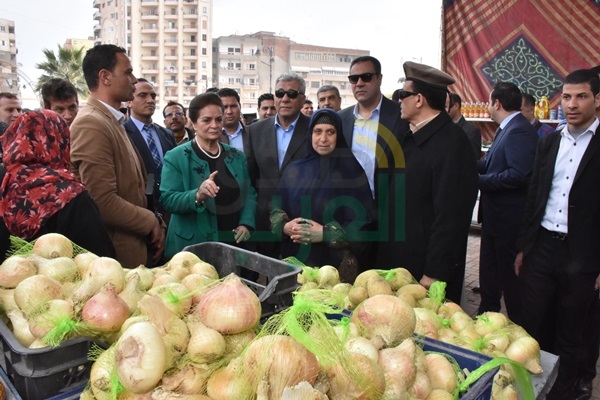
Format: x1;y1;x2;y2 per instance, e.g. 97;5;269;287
504;336;543;374
14;274;63;313
0;256;37;289
125;264;155;291
351;294;416;347
32;233;73;258
189;261;219;280
73;252;99;277
115;321;167;394
72;257;125;304
186;318;226;364
326;352;385;399
32;256;78;283
118;273;145;313
82;283;131;333
425;353;457;393
147;282;192;317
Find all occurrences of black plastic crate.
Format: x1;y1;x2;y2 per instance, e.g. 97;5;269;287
415;335;497;400
0;318;106;400
183;242;301;318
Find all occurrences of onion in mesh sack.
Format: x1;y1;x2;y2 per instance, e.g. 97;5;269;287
351;294;416;347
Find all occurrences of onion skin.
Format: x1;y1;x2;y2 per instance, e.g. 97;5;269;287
125;264;155;291
116;321;167;394
160;363;211;395
186;319;226;364
167;251;202;270
0;256;37;289
6;308;36;346
206;357;253;400
351;294;416;347
32;256;78;283
425;354;457;393
504;336;543;374
326;352;385;400
32;233;73;259
82;283;131;333
242;335;320;399
14;275;63;313
72;257;125;304
196;273;261;334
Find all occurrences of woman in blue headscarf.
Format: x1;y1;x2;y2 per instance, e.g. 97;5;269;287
272;108;376;282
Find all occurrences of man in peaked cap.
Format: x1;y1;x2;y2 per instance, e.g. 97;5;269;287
383;61;478;303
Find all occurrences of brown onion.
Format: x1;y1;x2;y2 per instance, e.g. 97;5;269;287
195;273;261;334
82;283;131;333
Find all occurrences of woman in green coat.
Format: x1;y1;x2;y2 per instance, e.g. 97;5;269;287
160;93;256;259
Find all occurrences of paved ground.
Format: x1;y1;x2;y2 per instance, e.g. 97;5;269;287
462;229;599;400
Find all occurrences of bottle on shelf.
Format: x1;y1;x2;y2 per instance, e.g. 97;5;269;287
557;104;564;120
540;96;549;119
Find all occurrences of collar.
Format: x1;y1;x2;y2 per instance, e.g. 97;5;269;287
275;114;301;131
562;117;599;138
222;121;243;137
410;112;440;133
352;94;383;119
129;116;153;133
499;111;520;130
98;99;126;123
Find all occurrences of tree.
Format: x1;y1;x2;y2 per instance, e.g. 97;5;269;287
35;45;88;98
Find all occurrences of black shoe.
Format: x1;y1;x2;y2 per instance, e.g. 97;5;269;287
471;286;480;293
573;378;593;400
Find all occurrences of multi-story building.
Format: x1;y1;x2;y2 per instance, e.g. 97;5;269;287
64;38;95;54
0;18;19;95
94;0;213;109
213;31;369;110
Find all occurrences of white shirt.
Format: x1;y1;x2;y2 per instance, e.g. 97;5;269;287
351;95;384;197
275;114;300;169
541;118;598;233
98;99;125;123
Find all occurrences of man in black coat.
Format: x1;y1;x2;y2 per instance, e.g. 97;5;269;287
338;56;410;271
246;73;310;258
391;62;478;303
515;69;600;400
447;92;482;160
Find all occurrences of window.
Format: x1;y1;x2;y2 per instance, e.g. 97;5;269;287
170;49;175;56
202;61;207;68
228;78;234;84
0;27;5;32
191;48;196;56
311;81;320;89
248;63;255;70
202;20;207;29
227;62;234;70
203;6;207;13
202;48;207;55
202;34;207;42
151;49;157;56
235;63;241;70
235;78;242;83
249;78;256;84
190;62;196;69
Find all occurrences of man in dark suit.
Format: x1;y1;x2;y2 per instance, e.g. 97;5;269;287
477;82;538;319
246;73;310;258
218;88;248;153
338;56;410;271
123;78;177;225
447;92;482;160
391;62;477;303
515;69;600;400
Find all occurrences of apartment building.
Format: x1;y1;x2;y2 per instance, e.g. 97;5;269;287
94;0;212;108
213;31;369;110
0;18;19;95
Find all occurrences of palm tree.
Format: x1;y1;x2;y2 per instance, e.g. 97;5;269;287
35;45;88;98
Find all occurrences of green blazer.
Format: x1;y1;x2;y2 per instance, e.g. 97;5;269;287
160;141;257;258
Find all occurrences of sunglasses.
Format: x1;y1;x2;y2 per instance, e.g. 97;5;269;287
348;72;378;84
395;90;419;100
275;89;303;99
165;111;184;118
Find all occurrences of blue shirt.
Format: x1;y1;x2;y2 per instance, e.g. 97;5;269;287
275;114;300;169
130;116;165;158
223;122;244;151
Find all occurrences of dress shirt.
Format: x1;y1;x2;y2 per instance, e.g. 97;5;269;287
351;95;383;196
541;118;598;233
222;122;244;151
275;114;300;169
98;100;126;123
499;111;520;130
130;116;165;158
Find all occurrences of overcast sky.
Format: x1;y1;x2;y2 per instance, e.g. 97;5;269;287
1;0;442;105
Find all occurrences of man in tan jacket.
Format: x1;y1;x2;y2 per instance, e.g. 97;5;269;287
70;44;164;267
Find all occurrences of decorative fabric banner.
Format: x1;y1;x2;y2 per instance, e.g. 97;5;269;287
443;0;600;139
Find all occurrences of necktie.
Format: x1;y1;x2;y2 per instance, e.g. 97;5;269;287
142;124;162;173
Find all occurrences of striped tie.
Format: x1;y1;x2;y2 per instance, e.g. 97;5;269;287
142;124;162;173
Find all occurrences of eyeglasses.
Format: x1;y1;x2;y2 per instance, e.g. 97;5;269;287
348;72;378;84
165;111;184;119
275;89;303;99
395;90;419;100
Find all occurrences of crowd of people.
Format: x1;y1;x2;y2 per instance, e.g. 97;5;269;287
0;43;598;399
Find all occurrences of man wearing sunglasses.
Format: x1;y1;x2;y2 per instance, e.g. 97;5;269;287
389;61;478;304
339;55;409;270
246;72;310;258
163;101;194;144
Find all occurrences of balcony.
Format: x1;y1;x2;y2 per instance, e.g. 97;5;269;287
142;65;158;74
183;65;196;73
164;11;178;19
165;25;178;33
141;11;159;19
140;0;159;4
164;80;179;87
141;40;159;47
141;24;159;33
93;0;101;9
93;10;100;20
165;54;178;61
141;54;159;61
183;24;197;33
184;0;198;4
93;24;101;34
164;39;178;46
183;53;197;60
183;40;198;46
183;11;198;18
